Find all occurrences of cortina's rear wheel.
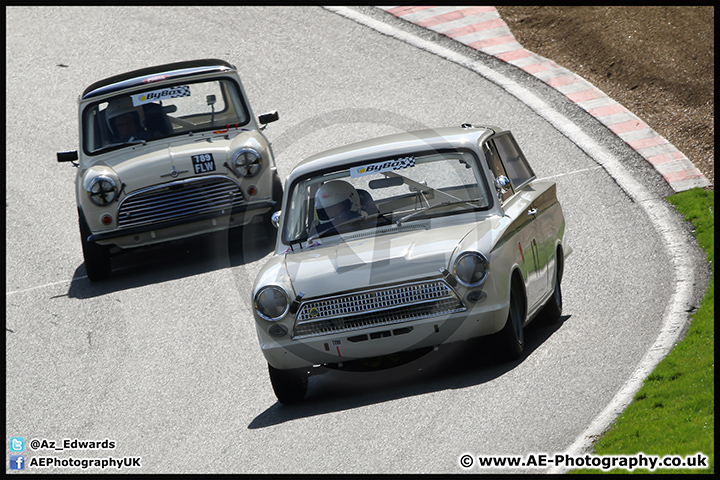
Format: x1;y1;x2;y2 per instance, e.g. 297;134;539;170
540;248;563;323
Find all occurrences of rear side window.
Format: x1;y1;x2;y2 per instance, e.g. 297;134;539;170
493;133;535;189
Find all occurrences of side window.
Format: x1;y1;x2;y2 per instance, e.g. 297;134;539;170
482;141;513;203
494;134;535;189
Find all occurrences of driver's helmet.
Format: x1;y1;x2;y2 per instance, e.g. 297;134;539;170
315;180;363;225
105;97;145;142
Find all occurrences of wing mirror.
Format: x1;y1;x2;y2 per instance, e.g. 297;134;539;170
57;150;79;166
258;111;279;130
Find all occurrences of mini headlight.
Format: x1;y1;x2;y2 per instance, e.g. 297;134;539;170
87;176;119;206
232;148;262;177
453;251;489;287
254;285;290;321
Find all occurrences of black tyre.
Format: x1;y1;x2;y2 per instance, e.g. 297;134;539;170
540;248;563;324
263;172;283;242
268;364;308;405
79;214;112;281
497;275;525;361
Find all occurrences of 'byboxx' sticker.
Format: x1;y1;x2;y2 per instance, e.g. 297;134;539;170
132;85;191;106
350;156;415;178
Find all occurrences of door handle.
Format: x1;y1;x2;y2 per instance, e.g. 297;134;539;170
527;208;537;216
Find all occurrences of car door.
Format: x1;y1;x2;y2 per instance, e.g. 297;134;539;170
487;133;549;312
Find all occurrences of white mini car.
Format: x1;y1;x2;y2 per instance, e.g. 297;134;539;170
252;125;568;404
58;59;282;281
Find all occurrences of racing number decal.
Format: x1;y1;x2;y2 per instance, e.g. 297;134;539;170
192;153;216;174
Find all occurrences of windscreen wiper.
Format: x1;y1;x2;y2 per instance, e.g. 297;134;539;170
395;198;484;225
92;139;146;155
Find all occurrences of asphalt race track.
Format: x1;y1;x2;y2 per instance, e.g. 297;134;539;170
6;6;708;474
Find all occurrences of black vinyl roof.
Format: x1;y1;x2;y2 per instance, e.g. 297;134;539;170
81;59;236;100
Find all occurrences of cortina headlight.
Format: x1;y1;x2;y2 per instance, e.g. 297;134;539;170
87;176;119;206
232;148;262;177
254;285;290;321
453;251;489;287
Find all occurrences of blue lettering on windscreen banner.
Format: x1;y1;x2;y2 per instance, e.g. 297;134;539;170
132;86;191;106
350;156;416;178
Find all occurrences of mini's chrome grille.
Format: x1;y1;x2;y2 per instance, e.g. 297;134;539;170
293;279;466;339
116;176;244;228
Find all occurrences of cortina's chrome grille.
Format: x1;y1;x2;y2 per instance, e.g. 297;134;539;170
293;279;466;339
116;176;244;228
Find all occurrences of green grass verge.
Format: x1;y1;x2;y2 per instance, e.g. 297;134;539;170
571;188;714;474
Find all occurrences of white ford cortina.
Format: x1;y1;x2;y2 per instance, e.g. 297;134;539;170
252;125;568;404
57;59;282;281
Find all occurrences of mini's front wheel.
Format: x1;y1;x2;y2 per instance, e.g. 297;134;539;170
268;364;308;405
263;172;283;242
79;214;111;281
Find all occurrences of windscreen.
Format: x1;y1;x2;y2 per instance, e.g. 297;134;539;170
283;149;492;244
82;78;249;155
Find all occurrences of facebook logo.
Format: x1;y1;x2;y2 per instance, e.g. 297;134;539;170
10;437;25;452
10;455;25;470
